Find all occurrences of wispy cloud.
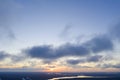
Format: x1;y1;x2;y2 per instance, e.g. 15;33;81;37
67;55;103;65
0;0;17;43
0;51;10;60
59;24;72;41
0;26;15;42
109;23;120;41
99;63;120;68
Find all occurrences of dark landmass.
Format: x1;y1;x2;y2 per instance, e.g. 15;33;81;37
0;72;120;80
57;78;120;80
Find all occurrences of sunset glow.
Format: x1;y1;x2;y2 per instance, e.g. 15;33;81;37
0;0;120;73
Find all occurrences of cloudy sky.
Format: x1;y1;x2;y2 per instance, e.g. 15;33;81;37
0;0;120;72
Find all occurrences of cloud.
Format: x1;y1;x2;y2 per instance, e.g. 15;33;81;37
109;23;120;40
67;55;103;65
24;34;113;60
10;55;26;63
24;45;55;59
56;43;90;57
0;26;15;41
87;55;103;62
0;51;25;63
0;0;18;43
0;67;45;72
84;35;113;53
101;63;120;68
0;21;119;66
59;24;72;40
67;59;85;65
0;51;10;60
15;22;120;64
24;44;90;60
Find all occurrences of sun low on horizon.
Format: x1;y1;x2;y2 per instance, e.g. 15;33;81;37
0;0;120;73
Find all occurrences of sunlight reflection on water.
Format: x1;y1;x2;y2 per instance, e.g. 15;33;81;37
48;75;108;80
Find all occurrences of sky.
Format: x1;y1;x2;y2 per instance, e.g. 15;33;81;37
0;0;120;72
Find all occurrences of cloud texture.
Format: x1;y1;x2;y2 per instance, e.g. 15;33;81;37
24;35;113;60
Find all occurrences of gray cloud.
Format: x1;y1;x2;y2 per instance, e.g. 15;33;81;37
0;67;45;72
7;22;120;63
0;51;24;63
87;55;103;62
24;34;113;60
67;59;85;65
24;45;55;59
109;23;120;40
24;44;89;60
59;24;72;40
55;43;89;57
0;26;15;41
84;35;113;53
0;51;10;60
100;63;120;68
25;20;120;61
67;55;103;65
10;55;26;63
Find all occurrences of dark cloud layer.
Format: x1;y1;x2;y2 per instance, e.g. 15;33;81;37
100;63;120;68
87;55;102;62
67;59;85;65
24;44;89;60
66;55;120;69
24;45;54;59
21;21;120;61
24;44;89;59
67;55;103;65
23;23;120;63
23;23;120;60
24;35;113;60
84;35;113;53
